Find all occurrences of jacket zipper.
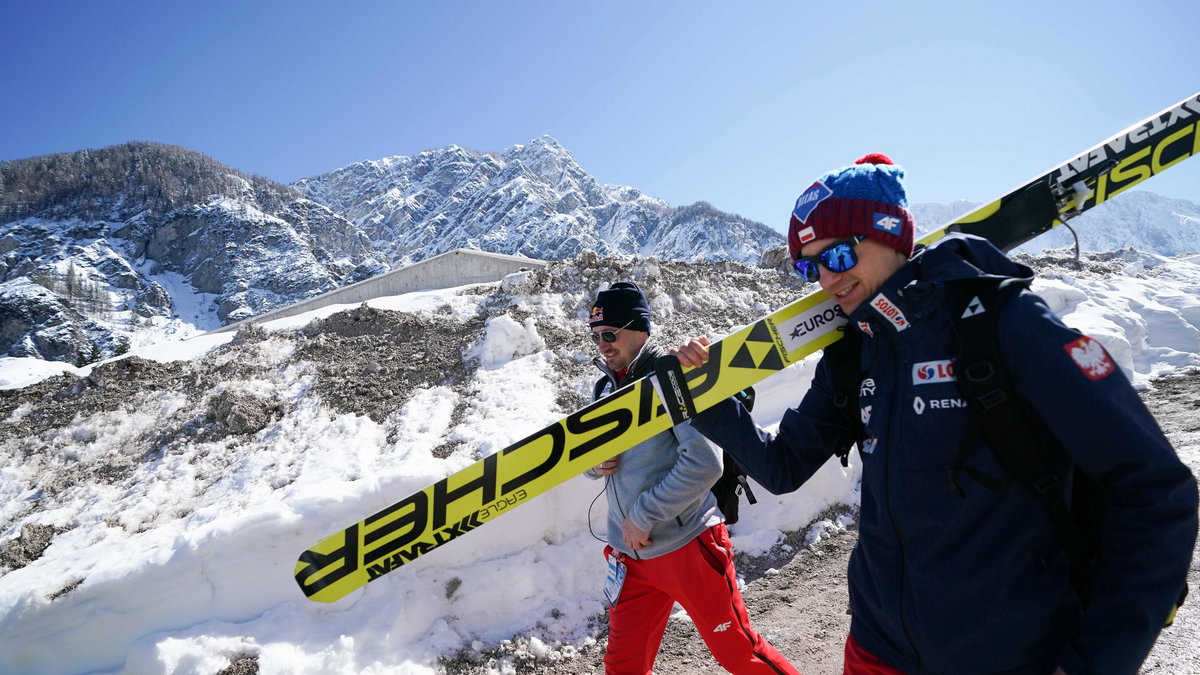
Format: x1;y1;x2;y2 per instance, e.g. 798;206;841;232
884;348;924;672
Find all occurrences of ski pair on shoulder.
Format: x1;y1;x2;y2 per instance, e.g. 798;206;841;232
295;91;1200;603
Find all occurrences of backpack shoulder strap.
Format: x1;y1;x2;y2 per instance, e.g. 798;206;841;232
824;328;866;467
727;386;758;507
592;376;610;402
712;388;760;525
950;278;1093;582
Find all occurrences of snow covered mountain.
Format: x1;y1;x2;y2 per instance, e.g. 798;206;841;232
5;136;1197;368
1;138;781;365
0;143;387;362
292;136;784;266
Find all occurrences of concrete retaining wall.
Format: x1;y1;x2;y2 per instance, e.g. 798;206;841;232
211;248;547;334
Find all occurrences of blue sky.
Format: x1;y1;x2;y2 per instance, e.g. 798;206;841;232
2;0;1197;232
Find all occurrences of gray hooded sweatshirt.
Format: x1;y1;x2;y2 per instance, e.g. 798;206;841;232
585;341;724;559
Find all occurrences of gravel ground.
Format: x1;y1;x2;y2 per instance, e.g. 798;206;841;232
453;372;1200;675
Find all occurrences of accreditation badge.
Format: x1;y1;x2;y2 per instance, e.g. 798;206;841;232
603;552;627;608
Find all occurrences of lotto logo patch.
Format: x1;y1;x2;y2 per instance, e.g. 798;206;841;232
913;360;955;384
870;294;909;331
873;212;903;234
1065;336;1116;380
792;181;833;224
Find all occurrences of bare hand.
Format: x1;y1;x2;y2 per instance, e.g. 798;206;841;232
669;336;712;368
622;517;652;551
593;457;621;475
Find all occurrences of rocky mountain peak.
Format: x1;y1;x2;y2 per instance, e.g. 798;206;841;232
292;135;784;267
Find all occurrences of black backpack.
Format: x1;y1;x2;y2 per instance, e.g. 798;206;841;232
827;276;1185;624
709;388;759;525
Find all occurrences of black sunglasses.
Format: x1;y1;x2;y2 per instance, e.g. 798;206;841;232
589;318;637;344
793;235;866;282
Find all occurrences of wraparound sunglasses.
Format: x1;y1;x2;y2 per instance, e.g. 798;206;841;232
793;235;866;282
589;318;637;344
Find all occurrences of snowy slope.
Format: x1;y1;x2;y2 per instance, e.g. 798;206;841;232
0;144;387;363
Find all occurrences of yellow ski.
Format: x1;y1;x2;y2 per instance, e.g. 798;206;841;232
296;91;1200;603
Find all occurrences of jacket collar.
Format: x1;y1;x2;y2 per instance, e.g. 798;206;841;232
848;234;1035;338
849;264;921;338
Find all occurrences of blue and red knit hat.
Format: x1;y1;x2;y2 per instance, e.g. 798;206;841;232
787;153;915;261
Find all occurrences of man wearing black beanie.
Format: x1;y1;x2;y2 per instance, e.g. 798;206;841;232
583;281;798;675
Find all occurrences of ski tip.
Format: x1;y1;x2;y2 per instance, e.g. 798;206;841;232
294;555;360;603
294;531;364;603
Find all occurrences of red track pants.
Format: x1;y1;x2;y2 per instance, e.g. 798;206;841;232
603;524;799;674
843;634;905;675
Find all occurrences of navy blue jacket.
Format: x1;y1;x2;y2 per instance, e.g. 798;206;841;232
692;234;1197;674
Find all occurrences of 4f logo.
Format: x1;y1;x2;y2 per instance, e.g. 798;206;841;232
873;212;903;234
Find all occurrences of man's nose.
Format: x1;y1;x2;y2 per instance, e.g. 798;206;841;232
819;267;844;288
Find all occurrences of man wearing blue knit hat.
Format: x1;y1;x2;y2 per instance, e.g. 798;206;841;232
672;156;1197;674
785;153;915;316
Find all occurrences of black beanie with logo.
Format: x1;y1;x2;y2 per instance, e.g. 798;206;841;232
587;281;651;334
